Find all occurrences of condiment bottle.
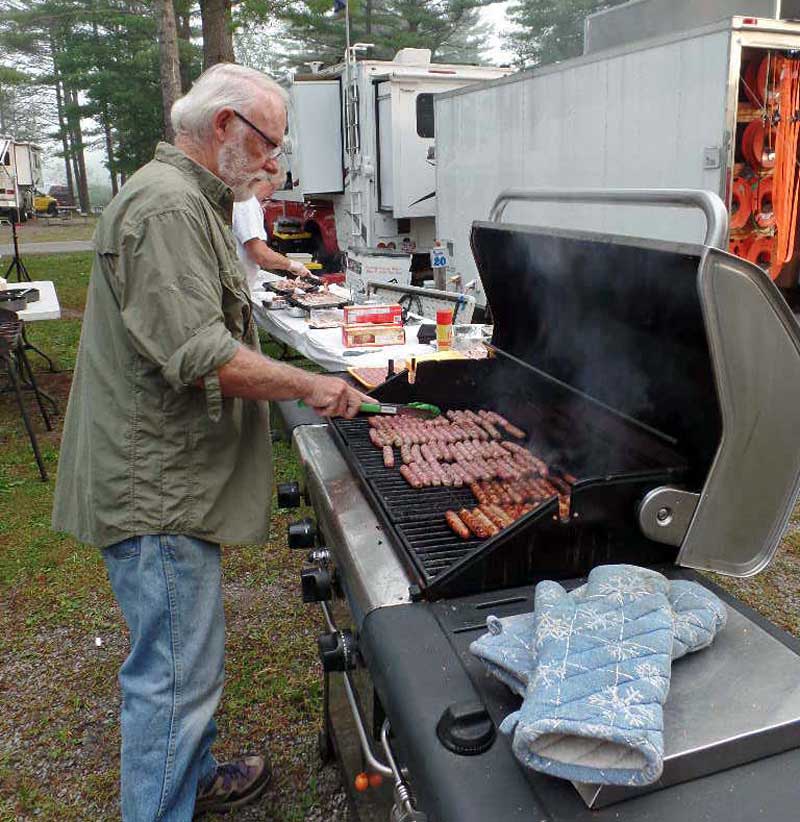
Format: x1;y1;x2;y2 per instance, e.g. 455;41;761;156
436;309;454;351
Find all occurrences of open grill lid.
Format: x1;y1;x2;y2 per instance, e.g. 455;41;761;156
472;188;800;577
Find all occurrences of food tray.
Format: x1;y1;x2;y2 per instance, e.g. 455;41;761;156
348;365;407;389
288;292;351;310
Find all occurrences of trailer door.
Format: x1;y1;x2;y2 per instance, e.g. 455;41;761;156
290;78;344;194
13;144;33;186
377;81;395;210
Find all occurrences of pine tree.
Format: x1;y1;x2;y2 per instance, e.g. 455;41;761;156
506;0;628;68
241;0;493;72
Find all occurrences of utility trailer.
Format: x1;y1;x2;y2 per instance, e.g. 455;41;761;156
435;3;800;307
269;49;510;279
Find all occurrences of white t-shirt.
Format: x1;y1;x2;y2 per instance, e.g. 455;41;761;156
232;196;267;290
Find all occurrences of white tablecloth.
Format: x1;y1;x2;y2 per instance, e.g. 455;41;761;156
252;287;436;373
16;281;61;321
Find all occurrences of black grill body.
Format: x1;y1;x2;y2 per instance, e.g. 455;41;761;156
329;224;722;600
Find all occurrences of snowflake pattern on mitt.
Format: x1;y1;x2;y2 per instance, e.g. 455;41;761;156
500;565;675;787
469;574;727;699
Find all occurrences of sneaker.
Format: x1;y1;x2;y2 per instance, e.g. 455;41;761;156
193;753;272;817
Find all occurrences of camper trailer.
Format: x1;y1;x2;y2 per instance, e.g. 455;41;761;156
0;138;44;222
268;49;510;286
435;1;800;308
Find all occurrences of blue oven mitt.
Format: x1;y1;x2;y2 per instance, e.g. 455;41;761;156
499;565;674;786
470;575;726;697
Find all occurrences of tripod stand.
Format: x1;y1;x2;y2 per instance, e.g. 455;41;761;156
4;218;31;282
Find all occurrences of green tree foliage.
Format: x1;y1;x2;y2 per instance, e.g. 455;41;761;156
241;0;492;72
506;0;628;68
0;0;202;198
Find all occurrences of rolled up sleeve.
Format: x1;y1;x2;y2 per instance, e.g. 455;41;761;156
116;208;239;418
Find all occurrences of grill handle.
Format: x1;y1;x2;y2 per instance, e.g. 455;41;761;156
488;188;729;249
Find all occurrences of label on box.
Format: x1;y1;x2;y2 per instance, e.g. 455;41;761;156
343;304;403;326
342;323;406;348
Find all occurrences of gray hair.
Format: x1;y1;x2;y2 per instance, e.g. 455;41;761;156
171;63;288;140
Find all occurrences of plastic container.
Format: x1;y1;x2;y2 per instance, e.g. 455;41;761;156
436;309;454;351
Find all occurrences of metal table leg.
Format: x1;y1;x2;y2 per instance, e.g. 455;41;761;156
3;353;48;482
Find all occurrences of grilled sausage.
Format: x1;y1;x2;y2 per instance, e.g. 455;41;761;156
445;510;471;540
383;446;395;469
458;508;489;539
502;422;527;440
400;465;421;488
471;508;500;536
479;504;511;530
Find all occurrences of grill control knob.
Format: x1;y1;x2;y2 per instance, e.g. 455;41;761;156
317;630;357;672
287;517;316;550
301;567;332;602
436;700;495;756
307;548;332;565
277;481;302;509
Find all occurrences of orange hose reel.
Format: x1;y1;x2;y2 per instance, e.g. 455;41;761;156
730;177;754;230
753;176;775;229
741;120;776;171
729;235;753;259
743;54;780;107
746;235;776;278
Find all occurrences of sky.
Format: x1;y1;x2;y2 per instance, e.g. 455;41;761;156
482;1;515;65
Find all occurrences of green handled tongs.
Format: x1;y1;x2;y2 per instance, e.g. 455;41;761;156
297;400;441;419
359;401;441;419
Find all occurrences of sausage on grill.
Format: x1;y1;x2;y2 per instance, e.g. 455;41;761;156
471;508;500;537
458;508;490;539
445;510;471;540
383;446;395;469
400;465;422;488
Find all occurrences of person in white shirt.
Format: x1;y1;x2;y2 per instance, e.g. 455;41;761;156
232;169;312;290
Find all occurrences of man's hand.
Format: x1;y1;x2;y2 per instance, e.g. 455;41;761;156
302;375;372;419
288;259;313;278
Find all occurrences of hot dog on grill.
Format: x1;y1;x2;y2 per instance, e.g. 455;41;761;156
445;510;471;540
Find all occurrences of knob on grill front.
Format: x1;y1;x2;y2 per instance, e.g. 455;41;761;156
317;630;357;672
301;567;332;602
277;481;302;509
287;517;316;549
436;700;495;756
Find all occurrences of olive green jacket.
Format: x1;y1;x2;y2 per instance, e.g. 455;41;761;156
52;143;271;548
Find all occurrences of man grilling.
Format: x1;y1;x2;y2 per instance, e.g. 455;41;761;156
52;63;369;821
232;166;313;291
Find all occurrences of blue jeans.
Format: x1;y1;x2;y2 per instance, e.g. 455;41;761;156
103;535;225;821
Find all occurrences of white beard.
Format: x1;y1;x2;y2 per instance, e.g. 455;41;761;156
217;137;268;202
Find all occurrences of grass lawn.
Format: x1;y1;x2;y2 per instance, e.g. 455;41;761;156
2;215;97;245
0;253;343;820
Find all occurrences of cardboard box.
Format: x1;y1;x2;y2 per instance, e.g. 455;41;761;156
342;323;406;348
343;304;403;326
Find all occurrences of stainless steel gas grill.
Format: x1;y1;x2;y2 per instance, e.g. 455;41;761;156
280;190;800;822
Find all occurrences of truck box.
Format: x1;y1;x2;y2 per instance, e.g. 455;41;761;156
435;14;800;305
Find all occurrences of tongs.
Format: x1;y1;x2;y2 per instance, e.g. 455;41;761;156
298;399;440;419
359;401;441;419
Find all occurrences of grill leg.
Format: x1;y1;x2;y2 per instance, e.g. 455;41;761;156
319;670;335;764
4;353;48;482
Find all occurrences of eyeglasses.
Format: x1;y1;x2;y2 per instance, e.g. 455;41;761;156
232;110;284;160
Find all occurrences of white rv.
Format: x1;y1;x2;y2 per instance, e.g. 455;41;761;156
272;49;511;282
0;138;44;222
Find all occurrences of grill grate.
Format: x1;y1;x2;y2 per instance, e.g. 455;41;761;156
333;417;483;579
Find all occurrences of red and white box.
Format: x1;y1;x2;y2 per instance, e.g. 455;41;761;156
343;303;403;327
342;323;406;348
